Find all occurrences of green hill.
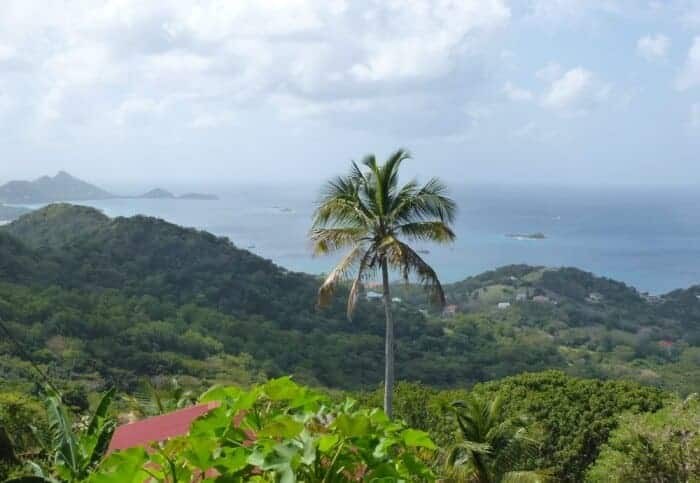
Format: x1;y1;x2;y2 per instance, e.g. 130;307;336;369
1;204;699;395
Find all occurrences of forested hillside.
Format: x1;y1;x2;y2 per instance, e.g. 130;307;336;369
1;204;700;396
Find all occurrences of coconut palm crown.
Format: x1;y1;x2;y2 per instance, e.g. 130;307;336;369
310;149;456;417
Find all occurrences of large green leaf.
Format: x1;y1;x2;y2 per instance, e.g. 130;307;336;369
258;415;304;439
332;413;371;438
214;447;249;475
401;429;436;450
88;447;150;483
44;395;80;475
182;436;218;471
262;377;302;401
86;388;116;436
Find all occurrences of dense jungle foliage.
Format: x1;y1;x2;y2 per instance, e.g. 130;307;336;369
2;204;700;396
1;204;700;481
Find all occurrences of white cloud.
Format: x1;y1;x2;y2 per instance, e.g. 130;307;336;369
637;34;670;60
541;67;611;114
536;63;562;82
524;0;627;22
0;0;510;133
677;37;700;90
503;82;534;101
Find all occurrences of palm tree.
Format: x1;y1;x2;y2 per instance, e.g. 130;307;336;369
310;149;456;418
446;395;547;482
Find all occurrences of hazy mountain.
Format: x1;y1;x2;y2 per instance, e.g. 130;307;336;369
0;172;219;204
0;171;113;204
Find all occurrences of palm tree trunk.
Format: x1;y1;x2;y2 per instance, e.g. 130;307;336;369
381;258;395;419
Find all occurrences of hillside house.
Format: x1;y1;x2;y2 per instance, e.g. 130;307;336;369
365;291;383;301
532;295;550;304
497;302;511;310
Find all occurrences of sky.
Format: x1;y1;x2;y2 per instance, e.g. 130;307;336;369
1;0;700;187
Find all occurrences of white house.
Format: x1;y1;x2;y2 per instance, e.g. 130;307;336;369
497;302;511;310
366;291;383;300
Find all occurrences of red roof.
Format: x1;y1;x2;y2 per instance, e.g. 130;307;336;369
108;402;219;453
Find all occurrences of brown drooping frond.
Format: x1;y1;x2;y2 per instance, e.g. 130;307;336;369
347;247;378;320
310;227;367;255
393;177;457;224
317;244;366;309
397;221;456;243
382;238;446;307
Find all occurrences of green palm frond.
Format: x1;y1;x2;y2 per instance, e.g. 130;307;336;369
448;394;545;482
397;221;456;243
311;150;455;312
310;227;367;255
393;177;457;224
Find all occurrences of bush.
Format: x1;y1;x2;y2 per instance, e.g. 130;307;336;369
91;378;436;482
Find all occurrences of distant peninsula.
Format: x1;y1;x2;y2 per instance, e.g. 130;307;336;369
0;172;219;220
505;232;547;240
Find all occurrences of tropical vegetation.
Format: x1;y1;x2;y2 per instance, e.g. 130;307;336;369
1;202;699;481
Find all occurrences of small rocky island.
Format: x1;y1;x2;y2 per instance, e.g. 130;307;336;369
138;188;219;200
505;232;546;240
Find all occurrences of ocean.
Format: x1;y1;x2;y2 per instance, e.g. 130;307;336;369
20;183;700;295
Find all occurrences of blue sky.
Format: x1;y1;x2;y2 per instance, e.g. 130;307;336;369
0;0;699;186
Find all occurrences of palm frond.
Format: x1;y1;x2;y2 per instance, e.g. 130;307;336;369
346;247;378;320
382;238;446;307
313;175;373;229
393;177;457;224
397;221;456;243
317;245;366;309
310;227;367;255
379;149;411;211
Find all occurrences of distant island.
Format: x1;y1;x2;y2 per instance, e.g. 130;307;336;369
137;188;219;200
0;172;219;220
505;232;546;240
0;171;113;204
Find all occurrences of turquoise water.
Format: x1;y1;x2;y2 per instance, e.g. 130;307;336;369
30;183;700;294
